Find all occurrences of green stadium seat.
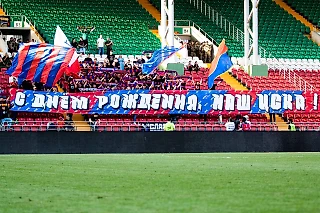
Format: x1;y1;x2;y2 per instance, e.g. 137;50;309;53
149;0;319;59
2;0;161;55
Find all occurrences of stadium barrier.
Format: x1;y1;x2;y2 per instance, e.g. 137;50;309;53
1;121;320;132
0;131;320;154
0;121;281;132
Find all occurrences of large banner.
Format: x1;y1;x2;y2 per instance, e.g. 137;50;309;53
9;89;319;114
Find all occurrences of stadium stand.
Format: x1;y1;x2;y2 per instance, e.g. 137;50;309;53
149;0;320;59
284;0;320;26
204;0;319;59
4;114;277;132
231;68;297;91
148;0;244;58
1;0;320;132
1;62;280;132
1;0;160;55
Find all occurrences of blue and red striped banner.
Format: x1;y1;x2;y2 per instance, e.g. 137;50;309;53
6;43;75;87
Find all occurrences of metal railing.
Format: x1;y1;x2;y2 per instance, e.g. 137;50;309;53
174;20;218;45
267;60;315;91
9;15;44;42
0;121;279;132
187;0;315;91
0;2;45;42
187;0;268;58
1;120;320;132
1;121;320;131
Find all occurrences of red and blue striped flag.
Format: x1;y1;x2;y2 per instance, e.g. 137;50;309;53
208;39;233;90
6;43;75;87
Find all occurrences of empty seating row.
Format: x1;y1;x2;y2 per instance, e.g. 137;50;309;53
2;0;160;55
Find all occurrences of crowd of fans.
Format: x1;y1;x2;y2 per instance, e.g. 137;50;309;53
0;53;13;68
187;41;215;63
1;37;214;94
7;37;21;53
59;63;192;93
56;53;206;92
2;53;204;93
70;26;115;56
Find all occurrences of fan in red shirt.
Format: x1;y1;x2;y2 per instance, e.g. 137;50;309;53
241;117;251;131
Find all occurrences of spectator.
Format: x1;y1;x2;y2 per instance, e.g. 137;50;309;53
78;37;86;55
243;115;251;125
218;114;223;124
113;58;120;69
46;122;57;131
105;38;113;57
69;80;77;93
186;40;215;62
194;79;202;90
190;41;196;57
163;118;175;131
203;41;212;63
241;116;251;131
186;61;193;71
7;37;16;53
193;61;200;71
109;51;115;64
288;119;296;131
269;111;276;123
9;76;17;84
0;56;5;68
78;26;95;49
71;38;78;49
64;114;75;131
234;114;242;131
124;60;132;70
97;35;105;58
0;105;12;129
2;53;12;67
84;54;93;63
89;113;100;131
225;118;235;131
118;56;125;70
20;80;33;90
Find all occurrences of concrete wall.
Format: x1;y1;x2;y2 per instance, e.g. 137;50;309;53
0;132;319;154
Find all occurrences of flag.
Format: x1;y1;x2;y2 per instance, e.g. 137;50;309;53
54;25;80;77
142;46;181;74
54;25;71;48
65;52;81;78
208;39;233;89
0;33;8;53
6;43;75;87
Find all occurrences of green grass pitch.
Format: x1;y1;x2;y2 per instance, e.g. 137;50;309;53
0;153;320;213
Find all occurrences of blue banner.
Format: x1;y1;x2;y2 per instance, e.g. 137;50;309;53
9;89;315;114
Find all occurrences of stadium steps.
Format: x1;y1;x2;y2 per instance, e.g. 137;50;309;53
0;7;5;15
265;114;287;131
150;29;161;40
273;0;320;47
73;114;91;131
275;116;288;131
220;72;248;91
0;6;45;42
137;0;161;22
273;0;318;31
29;25;45;43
